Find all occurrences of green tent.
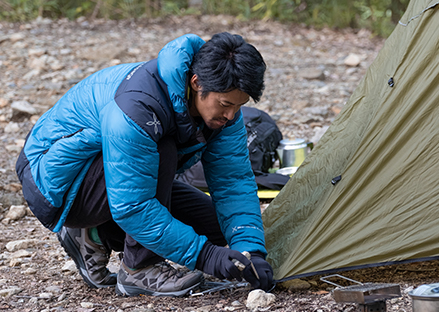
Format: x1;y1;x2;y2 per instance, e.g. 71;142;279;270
263;0;439;281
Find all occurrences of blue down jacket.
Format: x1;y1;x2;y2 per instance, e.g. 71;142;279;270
16;34;266;270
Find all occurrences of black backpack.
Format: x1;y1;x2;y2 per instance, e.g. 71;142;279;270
242;106;283;173
175;107;290;190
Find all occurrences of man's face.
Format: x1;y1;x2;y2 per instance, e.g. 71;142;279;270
189;75;250;129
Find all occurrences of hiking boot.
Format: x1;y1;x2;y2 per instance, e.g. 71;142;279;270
115;260;203;297
57;227;117;288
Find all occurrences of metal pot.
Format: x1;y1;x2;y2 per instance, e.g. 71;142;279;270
276;139;314;168
409;283;439;312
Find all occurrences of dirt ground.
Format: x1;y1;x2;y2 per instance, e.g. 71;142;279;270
0;15;435;312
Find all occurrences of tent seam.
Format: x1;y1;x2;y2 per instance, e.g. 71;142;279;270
399;1;439;26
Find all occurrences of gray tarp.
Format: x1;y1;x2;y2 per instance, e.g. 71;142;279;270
263;0;439;280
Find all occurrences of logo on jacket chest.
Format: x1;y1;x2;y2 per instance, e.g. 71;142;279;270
146;113;161;135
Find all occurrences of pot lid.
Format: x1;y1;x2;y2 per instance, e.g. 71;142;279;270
279;139;306;146
410;283;439;297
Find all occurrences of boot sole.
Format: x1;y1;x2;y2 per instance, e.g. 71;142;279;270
115;280;202;297
57;228;116;289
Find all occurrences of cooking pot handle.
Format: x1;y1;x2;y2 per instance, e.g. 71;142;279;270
307;142;314;150
320;274;364;288
432;287;439;293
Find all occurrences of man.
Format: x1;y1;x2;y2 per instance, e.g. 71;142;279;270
16;32;273;297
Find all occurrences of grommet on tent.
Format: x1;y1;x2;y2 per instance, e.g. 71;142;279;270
331;175;342;185
388;77;394;87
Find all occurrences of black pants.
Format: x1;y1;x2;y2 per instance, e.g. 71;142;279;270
64;136;226;269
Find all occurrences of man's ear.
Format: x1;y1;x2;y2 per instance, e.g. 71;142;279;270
190;74;202;92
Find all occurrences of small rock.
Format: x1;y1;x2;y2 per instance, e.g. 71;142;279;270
127;48;141;55
11;249;31;259
279;278;312;291
5;205;27;221
344;53;361;67
6;239;35;252
39;292;53;299
110;59;122;66
231;300;242;306
9;258;22;267
346;67;358;75
27;55;49;71
197;306;214;312
60;48;72;55
42;81;63;91
10;33;25;42
5;145;22;153
45;285;62;293
0;287;22;297
50;60;64;71
299;67;325;80
15;139;25;148
4;122;20;133
81;302;94;308
28;48;47;57
303;106;328;116
246;289;276;309
23;268;38;275
58;293;67;301
11;100;38;116
0;98;9;108
62;260;77;272
29;297;38;304
23;69;41;81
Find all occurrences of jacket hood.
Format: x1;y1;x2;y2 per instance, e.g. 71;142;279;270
157;34;205;143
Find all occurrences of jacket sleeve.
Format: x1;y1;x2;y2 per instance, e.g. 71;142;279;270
202;112;267;256
100;102;207;270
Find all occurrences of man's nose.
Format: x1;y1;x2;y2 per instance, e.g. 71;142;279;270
224;107;236;120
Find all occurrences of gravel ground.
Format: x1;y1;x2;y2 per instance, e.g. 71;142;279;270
1;15;434;312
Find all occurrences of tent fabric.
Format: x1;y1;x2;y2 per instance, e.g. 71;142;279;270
262;0;439;281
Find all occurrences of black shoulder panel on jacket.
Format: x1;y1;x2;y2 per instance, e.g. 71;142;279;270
114;60;175;142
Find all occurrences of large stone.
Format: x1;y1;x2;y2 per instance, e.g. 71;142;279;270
5;205;27;221
344;53;361;67
246;289;276;309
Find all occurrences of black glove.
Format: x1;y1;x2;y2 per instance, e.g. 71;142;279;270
195;241;251;280
242;252;274;291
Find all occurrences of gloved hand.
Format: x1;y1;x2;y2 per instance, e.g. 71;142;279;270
242;252;274;291
195;241;251;280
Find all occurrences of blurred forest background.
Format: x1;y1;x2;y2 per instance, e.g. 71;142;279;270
0;0;409;36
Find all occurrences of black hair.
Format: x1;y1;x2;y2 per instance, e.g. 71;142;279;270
190;32;266;102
